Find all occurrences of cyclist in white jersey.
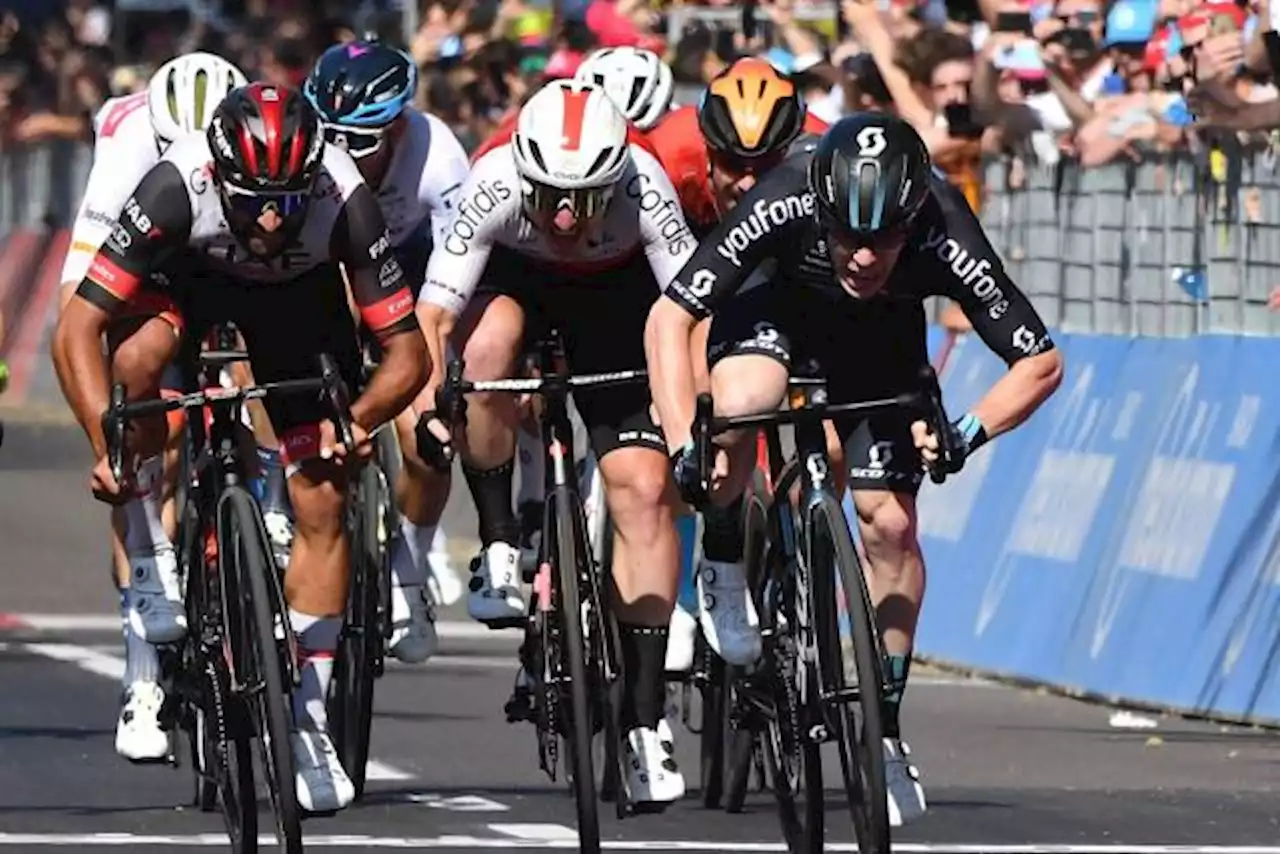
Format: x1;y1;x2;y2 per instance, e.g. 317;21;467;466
52;52;247;763
52;83;428;813
304;40;471;665
415;80;693;804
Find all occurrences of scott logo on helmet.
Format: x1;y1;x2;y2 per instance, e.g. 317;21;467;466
443;179;512;255
716;194;815;268
920;228;1009;320
625;173;692;256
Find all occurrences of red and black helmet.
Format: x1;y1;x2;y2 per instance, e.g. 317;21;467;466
207;82;324;192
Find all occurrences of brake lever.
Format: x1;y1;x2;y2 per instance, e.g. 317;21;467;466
318;353;357;452
103;383;127;486
693;393;714;495
917;364;959;484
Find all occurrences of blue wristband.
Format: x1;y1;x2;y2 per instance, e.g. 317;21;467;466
955;413;988;453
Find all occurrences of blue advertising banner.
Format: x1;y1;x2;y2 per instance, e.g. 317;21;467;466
913;330;1280;721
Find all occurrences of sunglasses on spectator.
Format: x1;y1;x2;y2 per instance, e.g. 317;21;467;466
321;122;386;160
220;182;311;222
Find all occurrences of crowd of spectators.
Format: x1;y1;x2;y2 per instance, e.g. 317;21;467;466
3;0;1280;174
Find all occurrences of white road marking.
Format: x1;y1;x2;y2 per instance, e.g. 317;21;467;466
489;824;579;841
19;641;418;784
3;614;521;641
0;834;1277;852
394;793;510;812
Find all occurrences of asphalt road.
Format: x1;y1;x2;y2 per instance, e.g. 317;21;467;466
2;419;1279;853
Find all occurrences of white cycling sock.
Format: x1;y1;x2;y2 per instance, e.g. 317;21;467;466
123;455;172;557
120;592;160;686
289;610;342;732
516;426;544;506
395;518;435;588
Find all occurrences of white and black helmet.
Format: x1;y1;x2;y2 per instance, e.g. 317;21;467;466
147;52;249;146
573;47;674;131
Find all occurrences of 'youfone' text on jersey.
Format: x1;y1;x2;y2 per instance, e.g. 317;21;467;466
716;194;815;268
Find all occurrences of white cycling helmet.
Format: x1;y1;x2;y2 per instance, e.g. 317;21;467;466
148;52;249;146
574;47;674;131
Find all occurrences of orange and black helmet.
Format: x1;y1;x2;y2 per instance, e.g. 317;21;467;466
698;58;806;160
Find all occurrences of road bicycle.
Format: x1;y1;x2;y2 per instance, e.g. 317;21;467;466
105;351;358;854
436;332;646;854
689;364;958;854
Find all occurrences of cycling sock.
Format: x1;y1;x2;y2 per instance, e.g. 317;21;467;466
515;425;545;506
120;592;160;686
463;459;521;546
289;610;342;732
257;447;292;519
395;518;436;588
883;654;911;740
618;623;669;731
701;495;745;563
123;455;172;556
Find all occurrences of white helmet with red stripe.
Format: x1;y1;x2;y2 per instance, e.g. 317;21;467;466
512;79;630;192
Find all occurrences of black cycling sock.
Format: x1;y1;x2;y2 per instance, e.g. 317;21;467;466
463;459;520;546
883;654;911;740
701;495;745;563
619;623;668;731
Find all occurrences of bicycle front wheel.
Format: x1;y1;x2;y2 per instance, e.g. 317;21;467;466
551;488;600;853
808;494;889;854
330;463;382;800
222;490;303;853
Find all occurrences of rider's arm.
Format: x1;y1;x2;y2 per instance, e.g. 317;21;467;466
332;183;428;431
416;147;515;394
925;177;1064;441
52;161;191;457
645;161;808;451
420;113;470;248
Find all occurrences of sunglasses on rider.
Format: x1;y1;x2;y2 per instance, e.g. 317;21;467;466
709;148;787;179
521;182;614;221
321;122;386;160
822;214;913;253
219;182;311;223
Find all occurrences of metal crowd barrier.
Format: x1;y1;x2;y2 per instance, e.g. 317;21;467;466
0;140;93;236
980;152;1280;337
4;140;1280;336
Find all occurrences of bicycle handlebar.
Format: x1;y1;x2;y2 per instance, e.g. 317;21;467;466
692;364;959;491
103;352;355;486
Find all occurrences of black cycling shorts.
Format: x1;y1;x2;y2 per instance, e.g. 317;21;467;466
706;283;929;495
162;261;365;441
473;246;666;460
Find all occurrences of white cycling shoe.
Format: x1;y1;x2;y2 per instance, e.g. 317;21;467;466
696;560;761;666
126;551;186;644
116;681;168;762
467;542;525;624
884;737;927;826
665;603;697;673
389;582;439;664
624;726;686;805
292;729;355;813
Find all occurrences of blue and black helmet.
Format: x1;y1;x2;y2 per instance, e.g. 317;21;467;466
303;40;417;129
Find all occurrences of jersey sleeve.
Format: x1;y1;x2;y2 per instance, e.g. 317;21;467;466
664;162;813;320
331;183;418;339
61;97;157;286
420;115;470;248
626;147;698;290
75;161;192;315
919;176;1055;364
418;147;520;315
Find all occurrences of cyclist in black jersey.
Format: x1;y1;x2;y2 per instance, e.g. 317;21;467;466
644;112;1064;827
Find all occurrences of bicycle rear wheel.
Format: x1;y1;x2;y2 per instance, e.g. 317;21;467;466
222;490;303;853
330;463;382;800
808;495;889;854
550;487;600;853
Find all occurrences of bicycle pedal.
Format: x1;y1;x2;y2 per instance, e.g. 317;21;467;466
628;800;671;816
481;616;527;631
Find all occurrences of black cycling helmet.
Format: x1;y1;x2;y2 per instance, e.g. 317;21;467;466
304;40;417;129
807;113;931;238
